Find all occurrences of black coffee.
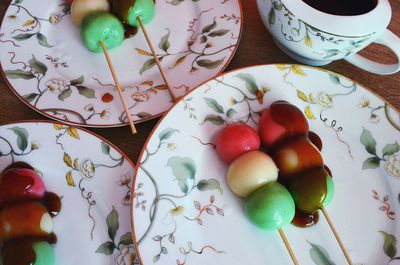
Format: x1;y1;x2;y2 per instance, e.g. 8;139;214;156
302;0;378;16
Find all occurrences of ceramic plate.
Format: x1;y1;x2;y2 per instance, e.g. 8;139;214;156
0;121;136;264
132;64;400;265
0;0;242;127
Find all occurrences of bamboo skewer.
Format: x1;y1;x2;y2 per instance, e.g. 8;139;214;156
278;228;300;265
137;16;177;102
321;207;353;265
100;41;137;135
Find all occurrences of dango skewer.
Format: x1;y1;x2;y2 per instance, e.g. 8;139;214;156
216;124;300;265
77;3;138;134
112;0;177;102
260;101;354;265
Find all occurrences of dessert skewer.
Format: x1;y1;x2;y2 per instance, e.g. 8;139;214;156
321;207;353;265
111;0;177;102
136;16;177;102
75;0;175;133
278;228;300;265
260;101;353;265
100;41;137;134
215;124;300;265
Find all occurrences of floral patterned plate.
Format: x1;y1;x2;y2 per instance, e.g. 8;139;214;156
0;0;242;127
132;64;400;265
0;121;136;264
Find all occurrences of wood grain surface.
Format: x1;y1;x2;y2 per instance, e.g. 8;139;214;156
0;0;399;164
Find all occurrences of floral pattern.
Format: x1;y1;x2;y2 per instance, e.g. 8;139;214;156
133;65;400;264
263;0;375;60
0;121;135;265
0;0;242;127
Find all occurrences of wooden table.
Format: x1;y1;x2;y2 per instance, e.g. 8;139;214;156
1;0;399;164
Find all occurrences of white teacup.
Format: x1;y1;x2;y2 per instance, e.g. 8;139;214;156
256;0;400;75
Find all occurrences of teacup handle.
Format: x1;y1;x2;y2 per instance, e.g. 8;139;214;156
344;29;400;75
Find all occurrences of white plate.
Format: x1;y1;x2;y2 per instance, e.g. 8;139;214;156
0;121;136;265
0;0;242;127
132;64;400;265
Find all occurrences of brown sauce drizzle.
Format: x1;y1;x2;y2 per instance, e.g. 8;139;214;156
292;209;319;227
308;131;322;151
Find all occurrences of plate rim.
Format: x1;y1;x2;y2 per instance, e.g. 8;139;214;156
130;63;400;264
0;0;244;128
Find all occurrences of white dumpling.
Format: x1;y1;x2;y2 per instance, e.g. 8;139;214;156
71;0;110;26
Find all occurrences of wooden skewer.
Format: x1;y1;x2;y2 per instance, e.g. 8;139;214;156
321;207;353;265
278;228;300;265
100;41;137;135
137;16;177;102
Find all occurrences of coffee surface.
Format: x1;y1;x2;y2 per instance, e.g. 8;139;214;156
302;0;377;16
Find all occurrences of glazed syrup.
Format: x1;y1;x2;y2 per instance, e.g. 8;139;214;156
282;130;330;227
308;131;322;151
292;209;319;227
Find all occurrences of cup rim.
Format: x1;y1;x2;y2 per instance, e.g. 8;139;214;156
282;0;391;36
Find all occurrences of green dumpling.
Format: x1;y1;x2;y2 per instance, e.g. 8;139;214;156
80;11;124;53
112;0;155;27
323;174;335;207
244;182;295;231
2;239;55;265
287;167;334;213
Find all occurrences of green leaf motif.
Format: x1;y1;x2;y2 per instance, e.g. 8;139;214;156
29;55;47;75
268;7;275;26
136;112;152;119
204;97;224;114
159;128;179;142
13;33;34;41
236;73;258;95
226;108;237;118
208;29;229;37
101;142;110;155
36;33;53;48
197;57;225;69
8;127;28;152
200;36;208;43
70;76;84;86
106;207;119;241
15;0;23;3
119;232;133;246
382;142;400;157
328;74;340;85
167;156;196;194
202;114;225;125
5;69;35;80
197;179;223;194
95;241;115;255
380;231;397;258
202;18;217;33
158;30;170;52
360;128;377;155
58;88;72;101
76;86;96;99
273;1;283;10
166;0;184;5
309;241;336;265
140;58;156;75
362;157;381;169
23;93;39;102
